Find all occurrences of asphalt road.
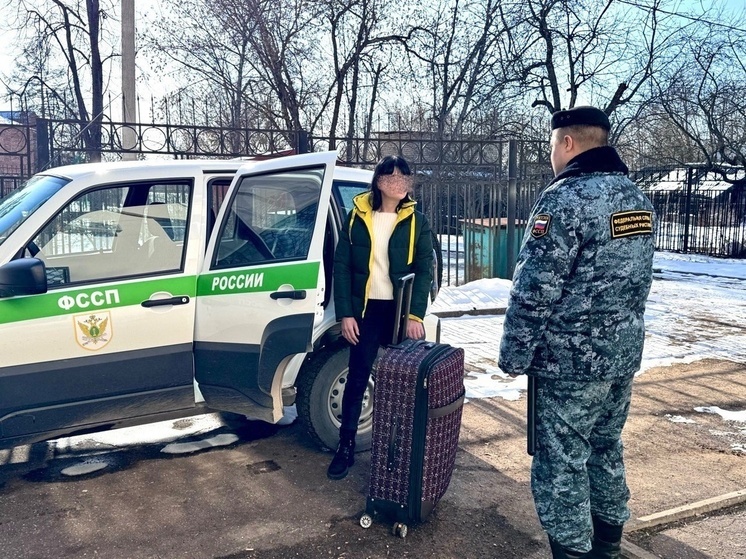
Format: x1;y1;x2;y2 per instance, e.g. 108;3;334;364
2;357;745;559
0;413;548;559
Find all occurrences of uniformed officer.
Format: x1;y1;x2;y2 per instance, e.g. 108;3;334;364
498;106;655;559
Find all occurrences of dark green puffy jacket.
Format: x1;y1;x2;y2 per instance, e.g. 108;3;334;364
333;192;434;321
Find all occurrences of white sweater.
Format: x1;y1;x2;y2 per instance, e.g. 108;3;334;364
369;211;398;300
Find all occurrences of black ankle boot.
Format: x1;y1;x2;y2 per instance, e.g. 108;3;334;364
589;517;623;559
327;430;356;480
548;538;590;559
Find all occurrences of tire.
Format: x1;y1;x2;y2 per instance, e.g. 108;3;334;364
296;345;373;452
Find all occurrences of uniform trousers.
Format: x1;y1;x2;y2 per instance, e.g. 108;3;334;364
531;374;635;553
340;299;395;433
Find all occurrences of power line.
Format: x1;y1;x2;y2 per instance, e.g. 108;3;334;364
616;0;746;34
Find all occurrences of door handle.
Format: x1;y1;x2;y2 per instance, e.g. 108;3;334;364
270;290;306;300
141;295;190;308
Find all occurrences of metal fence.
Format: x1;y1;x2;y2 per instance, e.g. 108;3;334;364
317;133;553;285
415;177;547;285
636;167;746;258
2;114;744;281
0;115;305;176
0;175;25;198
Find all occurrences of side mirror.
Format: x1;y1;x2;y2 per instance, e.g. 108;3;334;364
0;258;48;298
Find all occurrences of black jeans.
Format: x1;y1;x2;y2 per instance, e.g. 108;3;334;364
340;299;396;433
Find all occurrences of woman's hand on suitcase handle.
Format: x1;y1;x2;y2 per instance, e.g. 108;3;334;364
341;317;360;345
406;319;425;341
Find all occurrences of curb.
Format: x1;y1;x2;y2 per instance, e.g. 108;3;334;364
620;489;746;558
626;489;746;533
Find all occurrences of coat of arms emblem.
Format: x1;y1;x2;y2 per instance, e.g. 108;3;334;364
74;312;113;350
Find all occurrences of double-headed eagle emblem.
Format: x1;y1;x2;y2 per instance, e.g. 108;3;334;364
75;313;112;350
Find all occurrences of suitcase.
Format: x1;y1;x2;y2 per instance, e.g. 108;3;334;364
360;274;465;537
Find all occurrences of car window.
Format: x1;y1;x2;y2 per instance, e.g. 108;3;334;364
30;181;192;287
146;184;189;241
333;180;369;216
207;178;233;244
0;175;70;247
213;167;324;268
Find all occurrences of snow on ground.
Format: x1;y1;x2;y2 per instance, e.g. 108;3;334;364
161;433;239;455
52;413;226;454
439;252;746;425
694;407;746;423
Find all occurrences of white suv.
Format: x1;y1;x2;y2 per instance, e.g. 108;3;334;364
0;152;439;452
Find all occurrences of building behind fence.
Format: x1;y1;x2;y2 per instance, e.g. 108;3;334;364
0;114;744;288
635;166;746;258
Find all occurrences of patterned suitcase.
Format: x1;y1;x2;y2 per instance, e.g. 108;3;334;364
360;338;465;537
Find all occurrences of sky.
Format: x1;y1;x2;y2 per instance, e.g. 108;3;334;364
1;0;745;114
1;250;743;476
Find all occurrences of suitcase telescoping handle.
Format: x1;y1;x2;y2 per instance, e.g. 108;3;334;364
391;273;415;345
527;375;537;456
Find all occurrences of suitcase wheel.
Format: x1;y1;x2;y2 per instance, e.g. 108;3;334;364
359;514;373;529
392;522;408;538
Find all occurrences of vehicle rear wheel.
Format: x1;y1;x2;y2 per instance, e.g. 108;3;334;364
296;345;373;452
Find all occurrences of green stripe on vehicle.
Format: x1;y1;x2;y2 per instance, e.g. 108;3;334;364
0;261;320;325
197;261;319;296
0;276;198;325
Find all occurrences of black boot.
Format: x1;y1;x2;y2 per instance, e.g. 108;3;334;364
589;517;623;559
549;539;590;559
327;429;356;480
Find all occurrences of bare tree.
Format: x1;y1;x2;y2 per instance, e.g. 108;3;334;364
8;32;67;119
143;0;262;137
144;0;328;150
400;0;521;139
652;20;746;174
3;0;118;162
240;0;325;133
514;0;677;124
315;0;404;150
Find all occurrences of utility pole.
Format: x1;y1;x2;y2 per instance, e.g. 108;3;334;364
121;0;137;160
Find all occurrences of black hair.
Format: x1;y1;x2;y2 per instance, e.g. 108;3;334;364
370;155;413;211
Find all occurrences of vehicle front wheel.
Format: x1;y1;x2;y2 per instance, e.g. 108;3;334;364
296;345;373;452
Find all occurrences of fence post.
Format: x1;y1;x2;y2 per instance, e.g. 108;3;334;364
296;130;309;154
506;139;518;278
36;118;50;173
683;167;693;253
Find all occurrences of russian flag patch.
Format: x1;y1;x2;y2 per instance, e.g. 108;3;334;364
530;213;552;238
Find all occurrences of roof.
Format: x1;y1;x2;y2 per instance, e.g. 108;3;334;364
36;155;372;184
639;167;745;193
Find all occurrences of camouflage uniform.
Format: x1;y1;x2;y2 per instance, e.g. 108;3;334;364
498;145;655;553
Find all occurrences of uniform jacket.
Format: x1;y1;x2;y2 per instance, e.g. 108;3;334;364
333;191;434;322
499;146;655;381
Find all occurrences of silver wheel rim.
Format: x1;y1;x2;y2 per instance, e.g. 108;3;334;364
327;366;374;434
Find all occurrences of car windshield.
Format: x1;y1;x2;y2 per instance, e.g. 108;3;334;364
0;175;70;247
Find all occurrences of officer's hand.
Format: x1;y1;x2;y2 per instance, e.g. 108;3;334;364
406;319;425;340
341;317;360;345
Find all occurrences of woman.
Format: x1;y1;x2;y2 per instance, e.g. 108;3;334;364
329;155;434;480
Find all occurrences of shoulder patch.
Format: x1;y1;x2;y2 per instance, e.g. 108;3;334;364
530;214;552;238
610;210;653;239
